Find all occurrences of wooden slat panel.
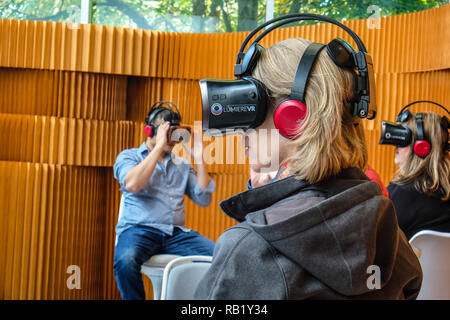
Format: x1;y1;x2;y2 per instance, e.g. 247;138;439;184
1;4;449;77
0;68;127;120
0;162;113;299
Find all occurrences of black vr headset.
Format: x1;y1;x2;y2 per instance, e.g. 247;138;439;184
200;13;377;138
379;100;450;158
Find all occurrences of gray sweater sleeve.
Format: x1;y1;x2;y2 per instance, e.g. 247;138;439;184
194;225;288;300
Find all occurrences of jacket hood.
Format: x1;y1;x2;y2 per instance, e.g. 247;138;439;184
220;168;401;297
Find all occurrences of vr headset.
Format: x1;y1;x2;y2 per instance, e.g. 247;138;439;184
145;101;191;144
379;100;450;158
200;13;377;138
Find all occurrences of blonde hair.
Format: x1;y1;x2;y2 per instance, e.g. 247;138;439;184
392;111;450;201
251;38;368;183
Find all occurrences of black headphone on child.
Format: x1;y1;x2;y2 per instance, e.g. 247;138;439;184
395;100;450;157
144;101;182;138
200;13;377;138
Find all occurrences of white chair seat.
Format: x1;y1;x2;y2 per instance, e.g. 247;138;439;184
142;254;181;268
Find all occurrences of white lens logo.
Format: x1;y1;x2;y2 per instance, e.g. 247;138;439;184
211;103;223;116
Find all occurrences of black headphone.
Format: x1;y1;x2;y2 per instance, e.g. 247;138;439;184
144;101;182;137
396;100;450;157
234;13;377;138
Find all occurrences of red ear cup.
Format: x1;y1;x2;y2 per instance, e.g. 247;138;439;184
413;140;431;158
273;100;307;139
144;125;152;137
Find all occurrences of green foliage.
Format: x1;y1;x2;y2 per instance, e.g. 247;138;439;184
275;0;450;21
0;0;82;22
0;0;448;32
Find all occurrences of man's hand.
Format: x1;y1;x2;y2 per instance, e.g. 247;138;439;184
182;130;204;164
181;130;211;189
155;121;170;149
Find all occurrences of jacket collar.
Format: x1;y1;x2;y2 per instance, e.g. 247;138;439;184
219;167;368;222
220;175;310;222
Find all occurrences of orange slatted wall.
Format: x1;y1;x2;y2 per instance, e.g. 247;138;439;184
0;4;449;299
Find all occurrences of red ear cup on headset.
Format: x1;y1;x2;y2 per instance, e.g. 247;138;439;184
273;43;325;140
413;113;431;158
413;140;431;158
144;125;153;137
273;100;307;139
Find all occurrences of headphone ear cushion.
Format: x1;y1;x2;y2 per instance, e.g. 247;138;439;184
273;100;307;139
144;125;153;137
413;140;431;158
326;38;355;69
396;110;410;123
173;112;181;124
237;43;264;77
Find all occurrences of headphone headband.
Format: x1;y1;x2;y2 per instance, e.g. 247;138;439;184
146;101;181;125
236;13;367;67
416;113;425;140
291;43;325;102
148;101;181;116
233;13;376;120
397;100;450;121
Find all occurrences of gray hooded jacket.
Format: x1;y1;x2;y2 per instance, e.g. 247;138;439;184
194;168;422;299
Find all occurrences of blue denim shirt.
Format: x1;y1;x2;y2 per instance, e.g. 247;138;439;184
113;142;216;237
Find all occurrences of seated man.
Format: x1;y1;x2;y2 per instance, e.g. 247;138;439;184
113;102;215;300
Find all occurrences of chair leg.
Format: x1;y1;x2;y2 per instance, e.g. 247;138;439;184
148;275;163;300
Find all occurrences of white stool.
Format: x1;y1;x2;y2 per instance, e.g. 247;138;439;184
115;196;181;299
140;254;181;300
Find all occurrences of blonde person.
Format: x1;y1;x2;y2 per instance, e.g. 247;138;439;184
380;101;450;240
194;15;422;299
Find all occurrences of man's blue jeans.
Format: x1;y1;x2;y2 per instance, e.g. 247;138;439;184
113;225;215;300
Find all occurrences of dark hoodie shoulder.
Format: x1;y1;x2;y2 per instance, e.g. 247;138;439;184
195;168;422;300
194;225;289;299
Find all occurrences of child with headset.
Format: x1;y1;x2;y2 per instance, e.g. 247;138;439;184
113;101;215;300
194;14;422;299
380;101;450;240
